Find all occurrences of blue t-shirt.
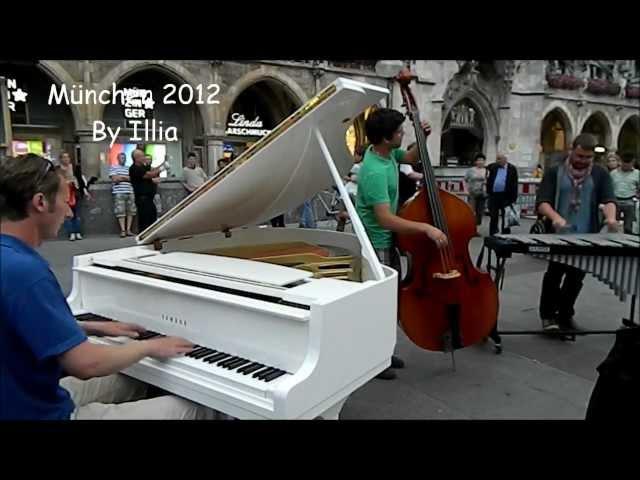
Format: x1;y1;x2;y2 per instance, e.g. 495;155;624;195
557;174;595;233
0;234;87;420
493;166;508;193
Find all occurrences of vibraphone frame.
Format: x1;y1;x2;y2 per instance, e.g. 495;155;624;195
477;234;639;343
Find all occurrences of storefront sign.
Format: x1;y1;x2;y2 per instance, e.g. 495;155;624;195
121;87;155;128
5;78;28;113
225;113;271;137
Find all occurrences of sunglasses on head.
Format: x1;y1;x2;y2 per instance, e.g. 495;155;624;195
34;158;55;186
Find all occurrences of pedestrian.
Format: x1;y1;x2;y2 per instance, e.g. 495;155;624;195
606;153;620;173
610;154;640;234
486;153;519;235
109;152;137;237
58;151;91;241
129;149;166;233
182;152;208;195
464;153;488;227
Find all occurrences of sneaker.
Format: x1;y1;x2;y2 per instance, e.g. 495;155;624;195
75;233;83;240
120;231;126;238
558;318;584;334
542;318;559;331
489;338;503;355
375;367;396;380
69;233;76;241
390;355;405;369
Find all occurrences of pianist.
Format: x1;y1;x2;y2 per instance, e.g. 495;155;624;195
0;154;216;420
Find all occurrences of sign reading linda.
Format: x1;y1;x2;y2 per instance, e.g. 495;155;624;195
225;113;271;137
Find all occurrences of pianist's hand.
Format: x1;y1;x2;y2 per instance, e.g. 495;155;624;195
87;321;147;339
143;336;195;359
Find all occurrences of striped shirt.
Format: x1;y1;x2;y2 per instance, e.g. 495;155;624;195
109;165;133;194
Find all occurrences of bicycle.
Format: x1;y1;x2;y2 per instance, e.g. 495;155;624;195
314;186;352;231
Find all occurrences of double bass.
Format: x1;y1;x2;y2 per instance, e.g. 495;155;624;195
394;67;498;353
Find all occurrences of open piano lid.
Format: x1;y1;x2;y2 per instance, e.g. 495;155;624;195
138;78;389;245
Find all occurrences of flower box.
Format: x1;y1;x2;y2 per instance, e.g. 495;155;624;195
625;85;640;98
546;74;584;90
586;78;621;96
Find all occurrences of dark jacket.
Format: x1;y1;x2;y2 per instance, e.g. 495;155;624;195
486;162;519;205
535;163;616;233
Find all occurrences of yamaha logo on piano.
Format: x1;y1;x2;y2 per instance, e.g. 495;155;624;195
528;246;551;253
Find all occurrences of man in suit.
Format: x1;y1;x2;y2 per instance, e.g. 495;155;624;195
486;154;519;235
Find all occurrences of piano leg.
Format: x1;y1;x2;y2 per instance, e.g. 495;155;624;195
316;398;347;420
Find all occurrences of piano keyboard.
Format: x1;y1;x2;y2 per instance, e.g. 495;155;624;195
76;314;289;385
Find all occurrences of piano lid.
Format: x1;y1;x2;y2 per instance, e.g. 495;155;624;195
138;78;389;244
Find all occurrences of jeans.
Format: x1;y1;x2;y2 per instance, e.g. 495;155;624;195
616;199;636;234
539;261;586;324
64;204;81;235
299;200;316;228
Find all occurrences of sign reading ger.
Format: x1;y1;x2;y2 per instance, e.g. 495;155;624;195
225;113;271;137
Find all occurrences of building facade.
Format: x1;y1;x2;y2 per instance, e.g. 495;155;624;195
1;60;638;234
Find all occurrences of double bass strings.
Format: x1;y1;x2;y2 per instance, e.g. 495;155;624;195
413;117;455;273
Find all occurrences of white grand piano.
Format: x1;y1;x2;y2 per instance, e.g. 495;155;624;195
67;78;398;419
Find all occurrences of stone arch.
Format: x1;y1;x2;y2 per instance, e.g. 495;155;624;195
541;102;575;143
442;88;500;163
37;60;83;130
218;67;308;130
94;60;210;132
580;110;613;148
617;113;640;159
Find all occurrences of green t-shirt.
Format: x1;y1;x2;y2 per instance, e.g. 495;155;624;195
356;146;406;249
611;168;640;199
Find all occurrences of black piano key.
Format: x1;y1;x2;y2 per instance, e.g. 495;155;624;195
218;356;240;368
242;364;265;375
199;351;220;361
263;370;286;382
253;367;275;379
226;358;249;370
205;352;229;363
212;354;232;365
185;346;208;357
137;331;161;341
192;349;215;359
236;362;259;374
75;313;112;322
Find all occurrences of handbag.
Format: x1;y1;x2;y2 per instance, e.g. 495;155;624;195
505;204;521;227
68;183;77;208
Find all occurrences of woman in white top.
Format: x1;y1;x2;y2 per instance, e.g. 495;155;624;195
464;153;488;227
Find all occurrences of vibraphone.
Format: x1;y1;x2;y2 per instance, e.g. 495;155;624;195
479;233;639;340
